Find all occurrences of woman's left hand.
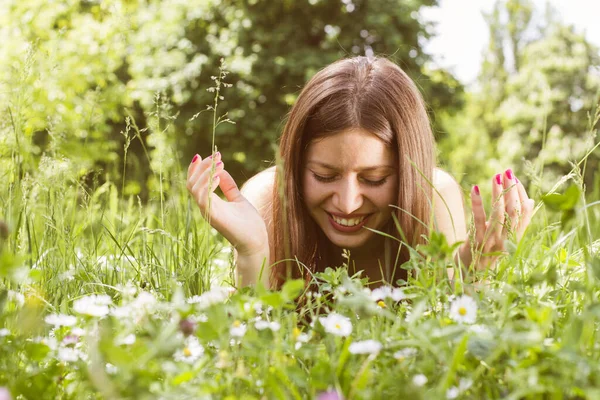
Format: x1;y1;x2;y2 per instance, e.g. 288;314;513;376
458;169;535;271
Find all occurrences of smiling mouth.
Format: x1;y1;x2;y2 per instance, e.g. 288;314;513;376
325;212;374;233
328;213;369;227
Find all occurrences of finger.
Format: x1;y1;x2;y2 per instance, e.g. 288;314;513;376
471;185;487;245
517;199;535;239
188;153;221;191
187;154;202;183
503;169;521;234
218;169;243;203
191;162;225;206
514;174;530;203
490;173;505;242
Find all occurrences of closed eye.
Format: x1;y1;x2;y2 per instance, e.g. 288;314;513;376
312;173;388;187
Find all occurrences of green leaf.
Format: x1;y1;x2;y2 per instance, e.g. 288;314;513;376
281;279;305;302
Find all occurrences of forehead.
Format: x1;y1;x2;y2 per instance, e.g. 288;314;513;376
304;129;395;169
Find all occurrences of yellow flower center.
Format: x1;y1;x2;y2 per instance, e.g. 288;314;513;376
233;320;241;327
459;307;467;316
377;300;386;308
183;347;192;357
293;327;301;339
335;323;341;330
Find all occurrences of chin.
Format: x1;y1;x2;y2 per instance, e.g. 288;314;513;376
324;230;372;249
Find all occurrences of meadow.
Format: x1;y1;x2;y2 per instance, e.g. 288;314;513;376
1;74;600;398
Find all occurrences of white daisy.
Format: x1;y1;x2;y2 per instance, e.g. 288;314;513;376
412;374;428;387
446;386;459;399
57;347;81;362
7;290;25;307
0;329;10;337
187;286;235;310
73;294;112;317
393;347;418;360
254;320;281;332
174;336;204;364
449;295;477;324
115;333;136;346
348;339;382;355
230;321;247;338
370;286;406;302
45;314;77;327
319;313;352;337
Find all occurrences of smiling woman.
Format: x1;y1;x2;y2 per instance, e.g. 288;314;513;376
186;56;535;289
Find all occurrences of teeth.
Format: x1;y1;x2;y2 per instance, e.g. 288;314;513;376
331;215;366;227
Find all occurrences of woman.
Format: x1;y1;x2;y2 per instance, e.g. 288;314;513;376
186;56;535;290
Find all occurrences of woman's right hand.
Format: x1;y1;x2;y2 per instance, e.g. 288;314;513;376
186;152;269;257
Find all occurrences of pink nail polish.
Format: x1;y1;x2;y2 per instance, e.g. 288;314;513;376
474;185;480;195
192;154;199;163
505;169;513;180
216;161;223;166
495;174;502;185
516;177;519;183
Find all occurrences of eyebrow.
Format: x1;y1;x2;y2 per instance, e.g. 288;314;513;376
306;161;396;172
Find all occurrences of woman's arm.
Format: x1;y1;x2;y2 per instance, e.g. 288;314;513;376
235;166;277;289
432;169;468;280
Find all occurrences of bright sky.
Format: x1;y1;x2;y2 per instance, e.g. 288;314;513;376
420;0;600;87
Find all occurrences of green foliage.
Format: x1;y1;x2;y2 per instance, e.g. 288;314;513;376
0;0;463;194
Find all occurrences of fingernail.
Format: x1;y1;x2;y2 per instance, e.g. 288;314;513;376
495;174;502;185
516;177;519;183
505;169;513;180
474;185;480;195
192;154;199;163
216;161;223;167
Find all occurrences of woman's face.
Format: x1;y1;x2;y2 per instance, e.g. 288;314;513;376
302;128;398;251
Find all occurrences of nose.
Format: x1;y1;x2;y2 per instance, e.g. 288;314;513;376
332;177;363;215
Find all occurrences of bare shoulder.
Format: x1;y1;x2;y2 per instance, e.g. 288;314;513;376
240;166;277;219
432;167;467;243
433;168;461;193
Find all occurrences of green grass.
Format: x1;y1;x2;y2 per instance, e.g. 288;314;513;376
1;85;600;399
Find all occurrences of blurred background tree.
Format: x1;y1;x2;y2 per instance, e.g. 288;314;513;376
1;0;598;202
437;0;600;196
0;0;464;200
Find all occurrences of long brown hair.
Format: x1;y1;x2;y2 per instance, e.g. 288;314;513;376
270;56;435;289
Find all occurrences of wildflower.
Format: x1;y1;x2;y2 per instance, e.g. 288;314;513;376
57;347;80;362
0;329;10;337
349;340;382;355
62;335;79;346
115;334;136;346
316;390;343;400
254;320;281;332
446;386;459;399
105;363;118;375
179;318;197;336
187;286;235;310
7;291;24;307
370;286;405;302
412;374;428;387
0;387;12;400
45;314;77;327
393;347;418;361
230;321;247;338
377;300;386;308
449;295;477;324
459;378;473;392
468;324;490;336
319;313;352;337
174;336;204;364
73;294;112;317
